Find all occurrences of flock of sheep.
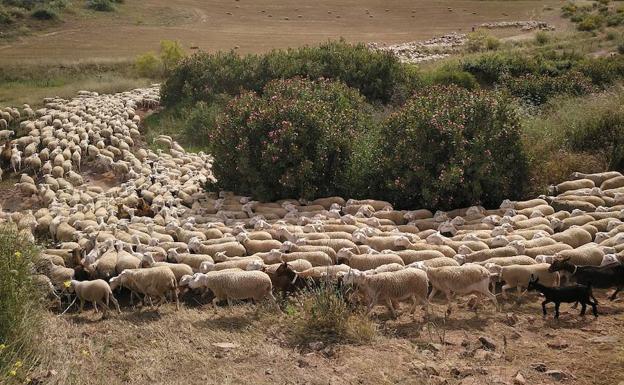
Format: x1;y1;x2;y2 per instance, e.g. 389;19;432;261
1;86;623;320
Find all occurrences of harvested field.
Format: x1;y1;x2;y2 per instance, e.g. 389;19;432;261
0;0;563;62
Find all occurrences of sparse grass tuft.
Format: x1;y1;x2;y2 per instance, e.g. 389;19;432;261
0;225;43;384
289;282;376;346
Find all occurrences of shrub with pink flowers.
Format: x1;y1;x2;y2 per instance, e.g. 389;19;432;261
374;85;528;210
209;78;372;201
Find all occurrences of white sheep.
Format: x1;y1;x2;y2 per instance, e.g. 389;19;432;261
110;266;179;310
343;268;429;318
423;264;498;310
494;263;560;298
69;279;120;315
336;247;404;270
191;270;276;306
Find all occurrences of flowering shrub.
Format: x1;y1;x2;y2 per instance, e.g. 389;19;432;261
209;78;372;201
161;40;419;106
374;85;528;210
502;71;595;105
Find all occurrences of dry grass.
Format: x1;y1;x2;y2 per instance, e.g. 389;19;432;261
26;288;624;385
0;0;564;63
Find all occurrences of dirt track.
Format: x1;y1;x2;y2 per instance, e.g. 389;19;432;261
0;0;563;62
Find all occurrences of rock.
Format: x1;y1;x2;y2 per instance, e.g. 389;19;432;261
212;342;239;349
297;359;309;368
46;370;57;377
505;313;518;326
308;341;324;351
425;342;443;352
545;370;572;381
451;367;474;378
467;295;479;309
473;349;496;361
513;372;526;385
530;362;547;372
547;339;569;350
527;316;536;325
430;375;448;385
479;336;497;351
265;369;272;375
589;335;618;344
510;330;522;340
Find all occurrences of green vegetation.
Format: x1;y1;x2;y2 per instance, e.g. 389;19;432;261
289;283;376;345
210;78;372;201
161;40;420;106
0;0;67;33
134;40;186;78
0;226;43;384
151;24;624;209
373;85;528;210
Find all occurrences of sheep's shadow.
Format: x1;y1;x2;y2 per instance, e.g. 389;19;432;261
66;312;107;324
192;314;255;331
120;309;163;324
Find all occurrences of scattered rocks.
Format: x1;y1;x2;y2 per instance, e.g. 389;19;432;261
530;362;547;372
505;313;519;326
547;340;569;350
513;372;526;385
545;370;574;381
589;335;618;344
212;342;239;349
308;341;324;351
479;336;497;351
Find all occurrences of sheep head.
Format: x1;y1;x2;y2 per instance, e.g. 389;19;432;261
213;251;228;263
199;261;215;273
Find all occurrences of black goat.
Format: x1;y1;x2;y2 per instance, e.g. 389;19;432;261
548;257;624;300
527;275;598;319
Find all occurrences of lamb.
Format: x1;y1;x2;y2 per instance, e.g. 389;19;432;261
263;259;314;274
365;263;406;274
549;178;595;195
571;171;622;186
455;246;519;264
191;270;276;306
296;264;352;280
265;249;333;266
336;248;404;271
423;264;498;309
109;266;179;310
550;227;593;248
188;237;246;258
199;256;263;273
142;253;193;281
236;232;282;254
407;256;459;269
392;249;447;264
494;263;560;298
478;255;537;267
343;268;429;318
68;279;121;315
167;248;214;271
523;243;573;258
527;276;597;319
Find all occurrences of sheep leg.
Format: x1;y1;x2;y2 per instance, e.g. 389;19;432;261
579;301;587;316
501;284;510;299
571;302;579;309
93;301;99;313
173;288;180;311
110;295;121;314
428;287;438;301
609;287;621;301
554;302;560;319
590;300;598;317
385;298;397;319
366;292;380;315
541;300;549;317
97;300;110;316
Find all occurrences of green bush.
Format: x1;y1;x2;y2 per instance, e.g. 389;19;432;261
374;85;528;210
606;12;624;26
209;78;372;201
0;226;43;384
0;7;14;24
134;52;161;77
535;31;551;45
161;40;419;107
561;2;578;17
466;31;500;52
502;71;595;105
576;55;624;85
30;6;57;19
578;14;604;31
426;66;479;90
618;41;624;54
86;0;115;11
159;40;185;74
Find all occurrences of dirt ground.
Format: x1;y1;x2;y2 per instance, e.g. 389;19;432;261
34;289;624;385
0;0;564;63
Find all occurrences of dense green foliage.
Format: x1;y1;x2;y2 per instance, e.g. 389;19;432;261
209;78;372;201
161;40;419;106
502;71;595;105
0;0;66;25
373;85;528;209
0;227;43;384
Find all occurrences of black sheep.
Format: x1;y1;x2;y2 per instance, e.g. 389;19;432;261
548;257;624;300
527;275;598;319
